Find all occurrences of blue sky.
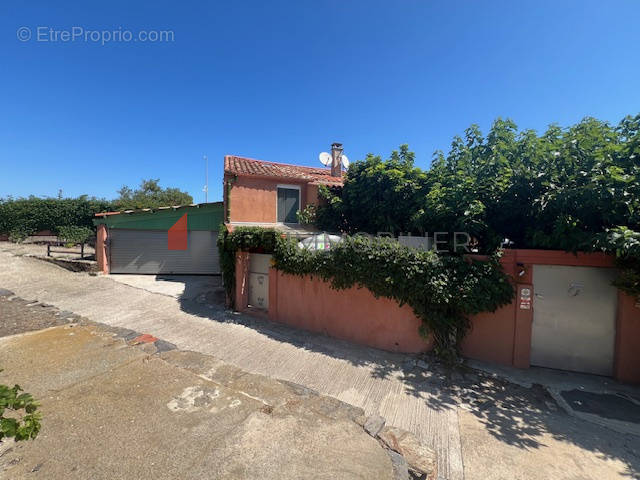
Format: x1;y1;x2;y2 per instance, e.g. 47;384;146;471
1;1;639;203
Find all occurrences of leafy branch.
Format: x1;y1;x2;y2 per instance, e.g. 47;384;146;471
0;380;41;441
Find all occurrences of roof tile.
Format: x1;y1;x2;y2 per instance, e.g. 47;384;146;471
224;156;344;186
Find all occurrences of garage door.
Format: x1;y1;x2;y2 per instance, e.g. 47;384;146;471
109;229;220;274
531;265;617;376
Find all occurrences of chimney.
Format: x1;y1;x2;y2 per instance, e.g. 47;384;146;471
330;142;343;178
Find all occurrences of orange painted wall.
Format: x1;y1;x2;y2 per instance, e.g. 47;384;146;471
234;251;250;312
462;251;520;366
96;224;108;274
227;175;316;224
234;249;640;383
615;292;640;383
268;269;431;353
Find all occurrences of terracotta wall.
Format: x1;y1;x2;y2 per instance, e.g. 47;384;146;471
615;292;640;383
268;268;431;353
96;224;108;274
235;251;250;313
227;175;316;224
234;249;640;383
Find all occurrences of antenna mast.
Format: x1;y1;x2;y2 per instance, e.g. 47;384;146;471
203;155;209;203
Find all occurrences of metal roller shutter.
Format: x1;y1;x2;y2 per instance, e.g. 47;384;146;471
109;229;220;274
530;265;617;376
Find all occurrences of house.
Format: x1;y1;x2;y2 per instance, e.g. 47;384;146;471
223;143;345;230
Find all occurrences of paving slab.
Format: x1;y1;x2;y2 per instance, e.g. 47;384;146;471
0;324;396;479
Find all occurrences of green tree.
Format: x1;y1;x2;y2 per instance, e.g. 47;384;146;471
318;145;425;235
114;179;193;210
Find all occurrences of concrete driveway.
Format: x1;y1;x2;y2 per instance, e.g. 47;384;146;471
0;295;405;479
106;274;223;299
0;247;638;479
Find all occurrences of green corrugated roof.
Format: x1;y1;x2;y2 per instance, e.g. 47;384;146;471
93;202;223;231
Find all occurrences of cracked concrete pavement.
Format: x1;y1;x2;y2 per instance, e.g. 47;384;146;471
1;246;638;479
0;307;405;479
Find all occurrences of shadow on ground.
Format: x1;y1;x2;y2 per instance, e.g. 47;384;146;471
164;275;640;479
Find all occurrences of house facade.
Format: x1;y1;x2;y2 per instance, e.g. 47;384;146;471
223;144;344;229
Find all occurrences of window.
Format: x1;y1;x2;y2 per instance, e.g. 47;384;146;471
277;186;300;223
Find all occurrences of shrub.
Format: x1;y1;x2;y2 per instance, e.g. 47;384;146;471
0;381;41;441
0;196;111;235
296;205;317;225
57;225;93;245
8;226;33;243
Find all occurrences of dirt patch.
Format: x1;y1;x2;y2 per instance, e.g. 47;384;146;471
0;294;79;337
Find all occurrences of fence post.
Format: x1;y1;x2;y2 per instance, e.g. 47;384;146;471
80;243;84;259
47;244;51;257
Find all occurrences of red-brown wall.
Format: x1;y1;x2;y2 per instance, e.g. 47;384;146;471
234;249;640;383
268;269;431;353
615;292;640;383
96;224;108;274
227;175;319;224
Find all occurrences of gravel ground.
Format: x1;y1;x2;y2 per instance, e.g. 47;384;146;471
0;241;95;260
0;292;80;337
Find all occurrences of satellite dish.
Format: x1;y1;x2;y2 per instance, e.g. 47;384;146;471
341;154;350;168
319;152;331;166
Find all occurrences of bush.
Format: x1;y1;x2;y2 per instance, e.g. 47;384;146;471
57;225;93;245
0;196;111;235
0;381;41;441
296;205;317;225
8;227;33;244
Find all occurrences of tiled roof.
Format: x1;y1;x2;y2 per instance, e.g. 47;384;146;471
224;155;344;186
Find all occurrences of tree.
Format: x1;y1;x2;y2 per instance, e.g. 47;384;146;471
318;145;425;235
113;179;193;210
316;113;640;261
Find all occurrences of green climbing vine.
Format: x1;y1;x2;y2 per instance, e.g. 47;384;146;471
217;225;279;307
218;228;514;361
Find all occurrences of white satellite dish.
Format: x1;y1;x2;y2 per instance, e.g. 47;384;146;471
319;152;332;166
341;154;350;168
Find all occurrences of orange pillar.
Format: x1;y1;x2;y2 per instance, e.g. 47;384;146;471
614;292;640;383
268;268;278;322
96;224;109;274
235;251;250;312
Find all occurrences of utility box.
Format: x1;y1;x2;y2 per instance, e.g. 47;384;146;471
248;254;271;309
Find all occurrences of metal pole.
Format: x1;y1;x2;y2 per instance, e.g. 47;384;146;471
204;155;208;203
